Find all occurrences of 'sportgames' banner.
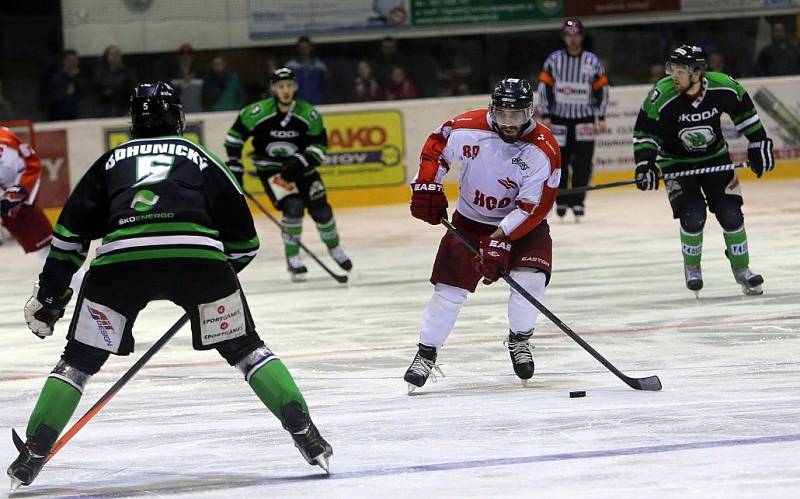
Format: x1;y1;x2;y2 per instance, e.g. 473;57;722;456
242;109;405;193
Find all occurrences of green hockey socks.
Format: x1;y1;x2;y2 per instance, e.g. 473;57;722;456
680;228;703;266
247;359;309;429
315;218;340;249
282;217;303;257
724;227;750;269
26;377;82;438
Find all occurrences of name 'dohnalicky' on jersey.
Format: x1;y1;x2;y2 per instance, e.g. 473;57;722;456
105;143;209;170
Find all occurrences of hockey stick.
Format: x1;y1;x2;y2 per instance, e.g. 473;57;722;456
243;191;348;284
44;314;189;462
558;161;748;196
441;218;662;391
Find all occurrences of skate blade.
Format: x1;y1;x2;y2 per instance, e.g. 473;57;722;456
9;476;23;492
693;290;700;300
406;383;418;395
315;454;331;474
741;284;763;295
290;273;308;283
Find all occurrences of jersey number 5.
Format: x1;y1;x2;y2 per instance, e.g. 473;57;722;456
134;154;175;187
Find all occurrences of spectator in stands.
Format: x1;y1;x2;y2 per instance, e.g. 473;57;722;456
169;43;203;113
374;36;407;88
383;65;417;100
286;36;328;104
648;63;665;83
0;81;13;120
45;50;83;120
352;60;381;102
202;55;245;112
755;21;800;76
436;50;474;96
94;45;135;117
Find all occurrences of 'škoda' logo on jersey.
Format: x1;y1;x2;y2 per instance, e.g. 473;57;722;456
512;157;529;170
130;190;160;212
678;108;720;123
679;126;716;152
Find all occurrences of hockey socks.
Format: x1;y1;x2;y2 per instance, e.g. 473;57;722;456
26;377;82;438
315;218;340;249
724;227;750;269
282;217;303;257
680;228;703;266
247;359;309;429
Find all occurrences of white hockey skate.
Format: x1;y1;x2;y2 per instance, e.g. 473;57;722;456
328;245;352;271
733;267;764;295
684;264;703;299
286;255;308;282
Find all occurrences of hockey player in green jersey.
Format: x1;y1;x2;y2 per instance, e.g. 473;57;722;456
224;67;351;282
633;45;774;296
7;82;332;491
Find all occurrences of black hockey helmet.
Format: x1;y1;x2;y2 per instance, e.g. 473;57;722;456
561;18;584;35
666;45;707;75
271;67;297;84
129;81;184;138
489;78;534;141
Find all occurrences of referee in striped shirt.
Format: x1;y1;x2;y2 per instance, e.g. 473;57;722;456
537;18;609;220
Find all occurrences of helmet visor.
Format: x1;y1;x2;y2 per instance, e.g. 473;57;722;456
665;62;691;77
491;105;531;127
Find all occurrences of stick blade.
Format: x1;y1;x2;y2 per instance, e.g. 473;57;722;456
633;375;662;391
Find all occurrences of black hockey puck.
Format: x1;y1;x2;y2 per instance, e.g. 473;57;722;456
569;390;586;398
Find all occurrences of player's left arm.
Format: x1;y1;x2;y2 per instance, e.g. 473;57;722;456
1;138;42;217
728;78;773;177
497;141;561;241
202;149;260;272
281;106;327;181
592;58;610;131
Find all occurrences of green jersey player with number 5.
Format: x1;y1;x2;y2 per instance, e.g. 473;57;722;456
633;45;775;296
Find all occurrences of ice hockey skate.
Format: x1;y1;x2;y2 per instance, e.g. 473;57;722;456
733;267;764;295
403;344;443;394
328;245;352;271
572;205;585;222
684;264;703;298
556;204;568;219
281;402;333;474
7;426;57;491
506;332;535;381
287;254;308;282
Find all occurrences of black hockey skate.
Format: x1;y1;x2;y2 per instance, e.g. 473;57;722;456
733;267;764;296
684;264;703;298
506;332;535;381
7;426;58;491
287;255;308;282
328;245;352;271
572;205;585;222
281;402;332;474
556;204;568;218
403;344;443;394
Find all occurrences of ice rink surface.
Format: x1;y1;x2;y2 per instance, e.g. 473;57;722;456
1;179;799;498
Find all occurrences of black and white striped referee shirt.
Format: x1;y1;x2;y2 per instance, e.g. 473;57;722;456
537;49;609;120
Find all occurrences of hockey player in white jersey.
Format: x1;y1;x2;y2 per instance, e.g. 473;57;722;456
404;78;562;392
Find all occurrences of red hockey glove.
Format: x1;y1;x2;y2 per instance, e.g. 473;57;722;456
1;186;29;218
471;235;512;284
410;182;448;225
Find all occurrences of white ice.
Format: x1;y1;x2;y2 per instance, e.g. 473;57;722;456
1;179;799;498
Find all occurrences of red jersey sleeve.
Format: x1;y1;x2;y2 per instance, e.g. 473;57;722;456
414;119;454;183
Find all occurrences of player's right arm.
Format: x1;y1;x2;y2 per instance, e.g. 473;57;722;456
410;119;455;224
632;83;667;190
537;53;557;121
224;105;256;184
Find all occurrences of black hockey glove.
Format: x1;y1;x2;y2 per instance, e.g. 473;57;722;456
280;155;306;183
23;283;73;339
635;161;660;191
747;138;774;178
226;159;245;186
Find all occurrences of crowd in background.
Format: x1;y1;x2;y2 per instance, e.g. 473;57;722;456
1;14;799;123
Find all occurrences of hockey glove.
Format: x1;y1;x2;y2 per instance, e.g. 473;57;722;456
24;283;73;339
280;155;306;183
1;185;29;218
226;159;245;186
410;182;448;225
471;235;512;285
747;138;774;178
635;161;660;191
